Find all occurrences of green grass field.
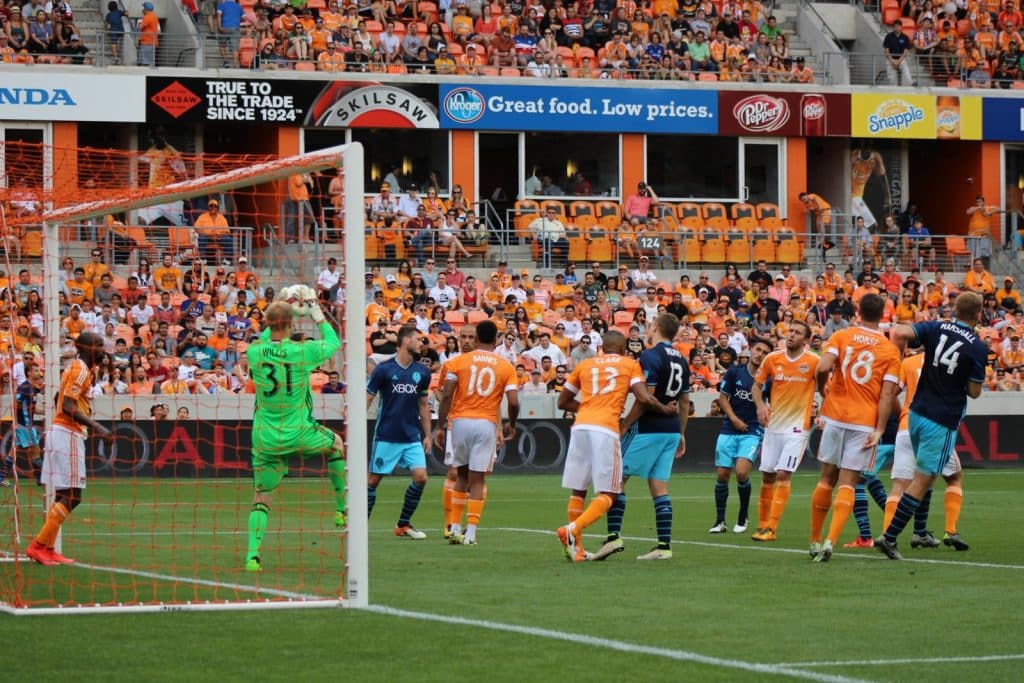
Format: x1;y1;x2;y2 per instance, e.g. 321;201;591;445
3;471;1023;682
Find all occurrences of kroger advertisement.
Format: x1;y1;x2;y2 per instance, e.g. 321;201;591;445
851;93;982;140
439;84;718;134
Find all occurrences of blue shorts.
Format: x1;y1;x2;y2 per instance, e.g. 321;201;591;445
15;426;39;449
908;411;957;477
714;432;762;469
371;440;426;475
864;444;894;478
622;432;680;482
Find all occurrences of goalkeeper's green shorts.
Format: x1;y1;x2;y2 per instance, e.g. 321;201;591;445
252;422;341;493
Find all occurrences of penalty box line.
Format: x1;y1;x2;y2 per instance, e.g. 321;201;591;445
362;604;873;683
492;527;1024;571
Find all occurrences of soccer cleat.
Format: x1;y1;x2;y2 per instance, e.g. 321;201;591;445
636;546;673;560
48;548;75;565
556;524;590;563
461;536;477;546
25;540;58;566
843;536;875;549
911;532;941;548
809;541;822;559
708;521;728;534
943;532;970;551
751;528;776;542
589;536;625;562
394;525;427;540
733;521;748;534
447;524;464;545
443;524;452;540
813;540;833;563
245;557;262;572
334;511;347;529
875;536;903;560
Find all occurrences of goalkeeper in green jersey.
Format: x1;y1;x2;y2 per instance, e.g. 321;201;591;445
244;287;346;572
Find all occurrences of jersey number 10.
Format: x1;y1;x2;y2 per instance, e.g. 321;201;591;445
466;364;497;397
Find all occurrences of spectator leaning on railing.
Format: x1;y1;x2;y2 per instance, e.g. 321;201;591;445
883;20;914;86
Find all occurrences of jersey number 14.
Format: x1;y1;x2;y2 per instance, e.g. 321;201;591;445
933;334;962;375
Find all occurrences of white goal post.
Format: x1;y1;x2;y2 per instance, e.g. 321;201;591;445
12;143;368;614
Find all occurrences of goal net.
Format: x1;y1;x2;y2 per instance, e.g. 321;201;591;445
0;140;367;614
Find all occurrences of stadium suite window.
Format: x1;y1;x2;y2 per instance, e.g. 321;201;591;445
524;132;619;198
646;136;739;201
304;128;450;196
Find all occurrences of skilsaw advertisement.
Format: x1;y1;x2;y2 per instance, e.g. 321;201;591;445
146;77;439;128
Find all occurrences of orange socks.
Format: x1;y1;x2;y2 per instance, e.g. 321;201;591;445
826;485;855;545
809;482;833;543
573;494;613;532
944;486;963;534
884;495;900;530
36;502;69;548
448;490;468;529
768;481;791;530
442;478;455;518
758;482;775;528
466;499;484;527
567;495;585;523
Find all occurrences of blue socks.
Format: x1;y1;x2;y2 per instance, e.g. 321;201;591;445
884;492;921;543
737;479;752;525
654;495;673;547
367;486;378;517
865;475;888;509
853;483;872;538
913;488;933;535
714;482;728;524
606;494;626;538
398;482;424;528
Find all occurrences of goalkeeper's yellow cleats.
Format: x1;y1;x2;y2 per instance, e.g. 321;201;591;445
335;511;347;529
245;557;262;572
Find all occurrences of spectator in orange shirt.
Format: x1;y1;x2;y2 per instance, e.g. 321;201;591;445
458;43;485;74
194;198;233;262
963;258;995;295
287;172;316;244
138;2;159;66
318;41;347;71
966;194;1004;264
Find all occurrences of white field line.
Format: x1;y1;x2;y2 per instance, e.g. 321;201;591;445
778;654;1024;668
362;605;873;683
491;527;1024;571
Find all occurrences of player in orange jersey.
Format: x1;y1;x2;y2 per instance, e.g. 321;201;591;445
809;293;901;562
26;332;113;566
886;348;969;551
434;320;519;545
750;320;818;542
555;331;678;563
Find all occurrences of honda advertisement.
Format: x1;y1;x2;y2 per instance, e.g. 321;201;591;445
718;91;851;137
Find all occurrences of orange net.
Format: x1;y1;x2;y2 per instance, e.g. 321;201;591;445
0;140;359;612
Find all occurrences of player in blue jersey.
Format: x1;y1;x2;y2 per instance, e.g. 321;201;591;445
592;313;690;561
366;326;433;539
2;364;44;488
877;292;987;560
709;337;773;535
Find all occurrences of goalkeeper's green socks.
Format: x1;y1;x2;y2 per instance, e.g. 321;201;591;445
327;455;347;520
247;502;269;563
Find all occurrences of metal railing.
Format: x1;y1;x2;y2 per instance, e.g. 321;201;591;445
93;224;254;267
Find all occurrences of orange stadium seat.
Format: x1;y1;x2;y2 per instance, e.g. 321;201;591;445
621;296;642;312
500;67;521;77
702;203;730;228
566;228;588;262
725;225;750;263
676;225;702;264
480;66;500;76
775;227;803;263
569;201;596;230
701;226;727;263
540;199;566;219
542;309;561;328
514;199;540;238
613;310;634;326
882;0;901;26
595;201;621;230
944;236;971;270
750;227;777;262
587;229;614;262
731;202;757;229
653;203;679;231
756;202;783;230
677;202;703;228
294;62;316;71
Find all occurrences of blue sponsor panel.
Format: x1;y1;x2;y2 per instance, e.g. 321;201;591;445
439;84;718;134
983;98;1024;141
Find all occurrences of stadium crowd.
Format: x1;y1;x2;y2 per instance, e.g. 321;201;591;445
192;0;814;82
